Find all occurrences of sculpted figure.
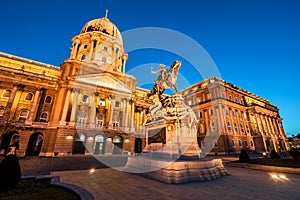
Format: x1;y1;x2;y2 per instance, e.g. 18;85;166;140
147;60;181;101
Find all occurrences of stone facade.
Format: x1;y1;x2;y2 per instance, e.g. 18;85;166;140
0;15;289;157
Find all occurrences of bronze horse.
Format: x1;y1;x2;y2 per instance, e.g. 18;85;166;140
147;60;181;101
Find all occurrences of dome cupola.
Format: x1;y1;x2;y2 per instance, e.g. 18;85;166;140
69;10;127;73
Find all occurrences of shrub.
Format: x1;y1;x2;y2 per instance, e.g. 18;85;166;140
270;150;280;159
289;150;300;159
239;149;251;163
0;154;21;190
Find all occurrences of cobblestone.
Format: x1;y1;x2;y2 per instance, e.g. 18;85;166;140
52;166;300;200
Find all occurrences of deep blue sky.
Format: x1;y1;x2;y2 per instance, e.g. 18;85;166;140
0;0;299;136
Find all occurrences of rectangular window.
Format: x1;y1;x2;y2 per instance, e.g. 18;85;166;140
115;101;120;108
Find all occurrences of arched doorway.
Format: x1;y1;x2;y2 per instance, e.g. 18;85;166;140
134;138;143;153
26;132;44;156
72;134;86;154
112;135;123;154
0;131;19;155
94;135;105;155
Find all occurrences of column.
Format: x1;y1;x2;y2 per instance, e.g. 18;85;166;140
88;40;95;60
253;113;261;134
215;106;222;135
71;43;79;59
59;88;71;126
3;85;18;121
130;101;135;131
268;117;275;136
124;99;129;130
272;118;279;137
264;115;271;136
69;89;80;126
25;88;41;124
109;99;114;127
89;92;97;128
258;114;266;134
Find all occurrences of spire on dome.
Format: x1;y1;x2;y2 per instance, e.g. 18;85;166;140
105;9;108;18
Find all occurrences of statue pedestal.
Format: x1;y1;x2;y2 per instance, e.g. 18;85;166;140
124;94;227;184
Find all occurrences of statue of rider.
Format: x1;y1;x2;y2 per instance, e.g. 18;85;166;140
151;64;168;84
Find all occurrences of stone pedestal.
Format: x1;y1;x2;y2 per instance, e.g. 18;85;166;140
124;94;227;184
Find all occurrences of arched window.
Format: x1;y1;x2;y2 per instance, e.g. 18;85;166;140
232;110;235;116
231;139;235;147
238;140;242;147
75;134;85;142
40;112;48;122
235;97;239;103
83;45;88;49
18;109;29;122
244;141;248;147
45;96;52;104
95;135;104;143
229;95;232;101
222;93;226;99
81;54;86;61
210;121;217;132
113;136;122;143
199;112;202;118
25;92;34;101
2;89;11;98
234;122;238;132
227;122;231;132
225;108;229;115
102;57;107;63
82;95;89;103
240;99;244;105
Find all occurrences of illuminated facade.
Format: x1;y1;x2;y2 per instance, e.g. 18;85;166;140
0;15;289;157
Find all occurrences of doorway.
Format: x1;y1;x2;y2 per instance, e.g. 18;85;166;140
134;138;143;153
112;136;123;154
26;132;44;156
94;135;105;155
72;134;86;154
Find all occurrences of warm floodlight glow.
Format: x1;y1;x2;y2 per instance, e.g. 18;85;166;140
279;175;288;180
270;173;289;181
66;135;73;140
262;152;267;156
271;174;279;179
90;168;95;174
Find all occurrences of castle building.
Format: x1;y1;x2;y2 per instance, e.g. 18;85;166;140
0;15;289;157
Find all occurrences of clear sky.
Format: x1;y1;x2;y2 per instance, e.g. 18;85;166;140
0;0;299;136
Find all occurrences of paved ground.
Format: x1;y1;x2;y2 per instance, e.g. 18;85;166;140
0;155;127;176
52;166;300;200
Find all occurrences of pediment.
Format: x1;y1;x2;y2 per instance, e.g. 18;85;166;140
75;73;132;93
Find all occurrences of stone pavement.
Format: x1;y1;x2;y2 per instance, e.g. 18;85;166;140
51;166;300;200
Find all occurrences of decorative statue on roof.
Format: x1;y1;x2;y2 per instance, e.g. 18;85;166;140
147;60;181;101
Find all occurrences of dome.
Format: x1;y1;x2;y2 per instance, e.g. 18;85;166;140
80;17;123;44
